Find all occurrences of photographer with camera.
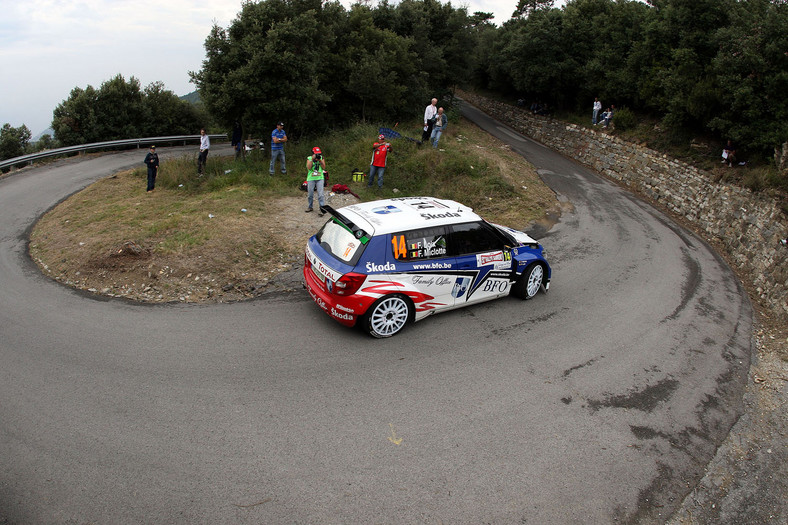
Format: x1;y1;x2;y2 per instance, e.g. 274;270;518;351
305;146;327;216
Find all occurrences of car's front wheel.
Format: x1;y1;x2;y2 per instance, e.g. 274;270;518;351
363;294;412;338
511;262;544;300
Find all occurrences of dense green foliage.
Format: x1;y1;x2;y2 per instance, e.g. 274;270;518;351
484;0;787;161
191;0;786;164
10;0;780;173
0;123;32;162
51;75;208;146
189;0;475;138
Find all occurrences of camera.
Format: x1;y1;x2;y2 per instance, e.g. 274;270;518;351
313;153;322;161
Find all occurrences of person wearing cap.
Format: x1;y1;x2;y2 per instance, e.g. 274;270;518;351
143;145;159;192
270;122;287;175
368;134;392;189
430;107;447;148
305;147;327;215
198;128;210;175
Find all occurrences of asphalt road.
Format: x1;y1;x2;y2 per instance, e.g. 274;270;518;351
0;116;752;524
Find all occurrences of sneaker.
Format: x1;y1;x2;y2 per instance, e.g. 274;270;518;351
305;207;313;213
780;239;787;246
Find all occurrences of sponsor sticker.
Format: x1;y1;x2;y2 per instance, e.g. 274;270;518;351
372;205;401;214
452;276;471;298
365;261;397;273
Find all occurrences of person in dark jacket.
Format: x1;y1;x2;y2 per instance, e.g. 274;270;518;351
232;120;244;160
143;145;159;192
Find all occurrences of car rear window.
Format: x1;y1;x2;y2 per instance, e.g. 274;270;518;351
316;218;366;263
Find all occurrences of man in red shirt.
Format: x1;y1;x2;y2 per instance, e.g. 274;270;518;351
368;134;392;188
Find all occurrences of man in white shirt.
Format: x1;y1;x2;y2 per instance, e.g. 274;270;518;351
422;98;438;143
198;128;210;175
593;97;602;125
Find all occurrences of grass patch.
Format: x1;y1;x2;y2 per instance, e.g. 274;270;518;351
29;118;557;303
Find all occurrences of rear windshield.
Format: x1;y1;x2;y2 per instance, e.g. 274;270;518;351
316;218;366;263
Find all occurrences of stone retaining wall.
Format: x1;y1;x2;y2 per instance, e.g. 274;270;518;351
460;92;787;319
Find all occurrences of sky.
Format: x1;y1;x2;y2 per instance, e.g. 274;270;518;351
0;0;540;137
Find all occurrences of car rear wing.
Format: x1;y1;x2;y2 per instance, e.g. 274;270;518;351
321;205;371;244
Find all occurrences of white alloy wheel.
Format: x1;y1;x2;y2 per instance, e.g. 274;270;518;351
524;263;544;299
365;295;411;338
512;262;544;300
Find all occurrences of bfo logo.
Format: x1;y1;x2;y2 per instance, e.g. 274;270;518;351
482;280;508;293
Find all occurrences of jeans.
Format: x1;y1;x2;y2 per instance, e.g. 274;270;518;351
270;149;286;174
146;168;157;191
307;179;325;209
368;165;385;188
592;109;600;125
431;126;443;148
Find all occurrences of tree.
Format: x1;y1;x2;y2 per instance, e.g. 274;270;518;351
708;0;788;157
512;0;554;19
142;81;204;136
52;86;99;146
52;75;207;146
34;134;56;152
0;123;32;161
190;0;334;138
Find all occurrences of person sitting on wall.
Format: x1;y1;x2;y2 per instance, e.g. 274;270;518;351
722;140;738;167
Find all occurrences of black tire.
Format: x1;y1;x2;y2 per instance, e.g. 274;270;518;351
511;262;544;300
363;294;413;338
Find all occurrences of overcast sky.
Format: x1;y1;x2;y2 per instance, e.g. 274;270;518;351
0;0;538;137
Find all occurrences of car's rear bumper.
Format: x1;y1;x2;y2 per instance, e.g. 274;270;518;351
303;265;361;327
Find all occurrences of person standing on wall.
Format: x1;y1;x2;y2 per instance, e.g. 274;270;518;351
368;134;392;189
270;122;287;175
144;145;159;192
422;98;438;143
197;128;210;175
593;97;602;125
305;146;327;215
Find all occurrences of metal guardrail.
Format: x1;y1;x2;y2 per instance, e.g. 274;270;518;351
0;134;227;171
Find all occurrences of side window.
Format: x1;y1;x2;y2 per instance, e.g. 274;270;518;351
448;222;508;256
390;226;449;261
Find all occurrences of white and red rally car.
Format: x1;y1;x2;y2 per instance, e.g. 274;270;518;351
304;197;551;338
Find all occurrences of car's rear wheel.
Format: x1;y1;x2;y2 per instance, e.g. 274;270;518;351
363;294;412;338
512;262;544;300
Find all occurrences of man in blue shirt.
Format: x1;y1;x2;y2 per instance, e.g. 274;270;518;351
270;122;287;175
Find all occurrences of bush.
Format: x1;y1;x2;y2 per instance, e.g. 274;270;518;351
613;107;636;131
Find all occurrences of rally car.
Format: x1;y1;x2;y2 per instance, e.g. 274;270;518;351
303;197;551;338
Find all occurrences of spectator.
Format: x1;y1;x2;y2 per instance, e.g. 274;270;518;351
722;140;738;167
143;145;158;193
232;120;244;160
270;122;287;175
430;107;448;148
197;128;210;175
601;106;615;128
305;146;327;215
422;98;438;143
368;134;392;189
593;97;602;125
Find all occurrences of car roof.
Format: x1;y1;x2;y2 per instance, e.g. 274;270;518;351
336;197;481;236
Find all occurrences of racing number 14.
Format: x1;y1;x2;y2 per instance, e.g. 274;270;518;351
391;235;407;260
